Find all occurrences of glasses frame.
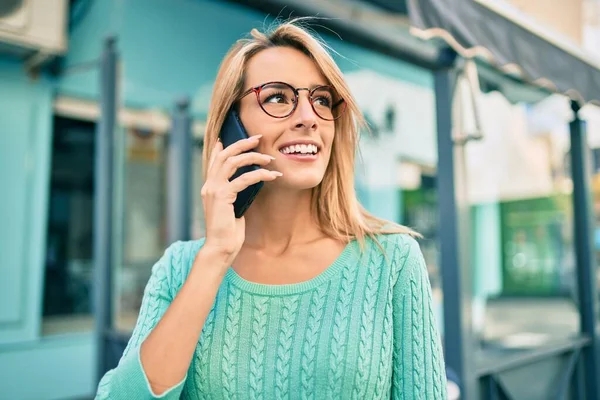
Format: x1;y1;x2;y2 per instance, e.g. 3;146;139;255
238;81;347;121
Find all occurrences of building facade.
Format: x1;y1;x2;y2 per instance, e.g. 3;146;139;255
1;0;600;399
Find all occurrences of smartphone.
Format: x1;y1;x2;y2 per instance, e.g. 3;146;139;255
219;109;264;218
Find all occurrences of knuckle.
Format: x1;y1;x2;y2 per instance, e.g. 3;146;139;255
225;156;238;168
238;175;252;186
201;183;218;198
215;151;227;163
225;192;237;202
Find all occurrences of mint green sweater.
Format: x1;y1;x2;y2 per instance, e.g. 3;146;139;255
95;233;447;399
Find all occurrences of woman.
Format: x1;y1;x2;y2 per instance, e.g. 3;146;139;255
96;19;446;399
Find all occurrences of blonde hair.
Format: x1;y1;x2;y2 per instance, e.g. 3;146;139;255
202;18;418;247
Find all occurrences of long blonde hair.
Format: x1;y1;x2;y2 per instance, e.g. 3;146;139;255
202;18;418;247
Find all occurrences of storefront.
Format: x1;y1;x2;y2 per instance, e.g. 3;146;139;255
2;0;600;399
0;1;441;399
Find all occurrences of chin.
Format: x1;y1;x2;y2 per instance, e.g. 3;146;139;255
276;173;324;190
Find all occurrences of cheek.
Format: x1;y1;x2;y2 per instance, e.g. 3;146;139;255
240;105;280;141
323;127;336;155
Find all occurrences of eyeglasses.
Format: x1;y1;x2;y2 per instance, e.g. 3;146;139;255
239;81;347;121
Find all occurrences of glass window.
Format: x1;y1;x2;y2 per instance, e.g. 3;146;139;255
466;93;579;354
42;116;96;335
44;107;205;334
115;122;206;333
115;126;168;332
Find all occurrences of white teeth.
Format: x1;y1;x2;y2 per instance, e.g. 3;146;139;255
280;144;318;155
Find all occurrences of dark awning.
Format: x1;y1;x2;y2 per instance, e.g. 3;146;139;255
406;0;600;106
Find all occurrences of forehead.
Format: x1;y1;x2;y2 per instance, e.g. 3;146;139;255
244;46;328;88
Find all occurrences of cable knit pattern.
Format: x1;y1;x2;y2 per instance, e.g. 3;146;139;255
195;302;216;400
222;283;242;399
429;295;443;399
249;296;269;400
352;245;384;400
276;295;299;399
94;234;447;400
327;257;357;400
300;283;328;399
410;276;424;400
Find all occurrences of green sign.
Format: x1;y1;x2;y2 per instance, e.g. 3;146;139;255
500;195;572;296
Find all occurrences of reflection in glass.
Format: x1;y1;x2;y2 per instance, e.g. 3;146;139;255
43;116;96;335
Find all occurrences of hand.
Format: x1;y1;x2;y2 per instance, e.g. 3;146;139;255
200;135;281;266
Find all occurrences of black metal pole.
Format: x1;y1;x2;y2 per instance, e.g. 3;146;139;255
167;97;193;244
93;36;118;384
435;49;478;399
569;100;600;400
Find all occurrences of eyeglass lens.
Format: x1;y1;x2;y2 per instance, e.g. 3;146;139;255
256;83;344;120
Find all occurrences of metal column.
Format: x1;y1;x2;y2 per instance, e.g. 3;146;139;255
569;100;600;400
167;97;193;244
93;36;118;383
434;50;478;399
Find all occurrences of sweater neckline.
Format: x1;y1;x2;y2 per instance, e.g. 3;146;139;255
224;239;358;296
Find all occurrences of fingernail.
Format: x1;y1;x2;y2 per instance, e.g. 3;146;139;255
268;155;276;160
272;171;283;176
250;134;262;140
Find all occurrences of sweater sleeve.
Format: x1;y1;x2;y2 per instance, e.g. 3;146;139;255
95;242;188;400
391;236;447;400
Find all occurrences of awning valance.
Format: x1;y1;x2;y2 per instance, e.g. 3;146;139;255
406;0;600;106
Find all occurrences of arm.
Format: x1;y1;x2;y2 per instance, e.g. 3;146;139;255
391;236;447;400
95;241;229;399
94;125;278;399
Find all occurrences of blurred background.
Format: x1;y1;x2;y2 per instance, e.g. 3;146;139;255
2;0;600;399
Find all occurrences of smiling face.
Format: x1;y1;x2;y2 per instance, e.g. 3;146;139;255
238;46;337;191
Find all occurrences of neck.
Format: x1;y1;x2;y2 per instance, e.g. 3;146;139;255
243;187;324;252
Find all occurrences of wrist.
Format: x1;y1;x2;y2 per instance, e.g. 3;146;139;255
194;243;234;273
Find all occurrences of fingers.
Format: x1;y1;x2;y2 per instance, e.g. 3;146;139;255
221;152;275;180
202;134;282;203
229;168;282;193
216;134;262;165
207;135;263;178
208;140;222;171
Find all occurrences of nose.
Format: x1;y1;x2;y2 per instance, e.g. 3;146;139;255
293;92;318;130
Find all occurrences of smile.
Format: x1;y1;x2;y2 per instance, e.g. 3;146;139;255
279;144;319;155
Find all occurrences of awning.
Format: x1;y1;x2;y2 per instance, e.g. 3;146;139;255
406;0;600;106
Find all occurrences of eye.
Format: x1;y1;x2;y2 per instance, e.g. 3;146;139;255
263;91;290;104
313;95;332;108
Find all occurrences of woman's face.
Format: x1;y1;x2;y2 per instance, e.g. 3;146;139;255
238;46;336;191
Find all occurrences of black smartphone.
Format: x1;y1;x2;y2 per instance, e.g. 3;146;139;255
219;109;264;218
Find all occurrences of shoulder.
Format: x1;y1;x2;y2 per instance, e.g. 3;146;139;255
151;237;207;298
373;232;422;260
372;233;425;285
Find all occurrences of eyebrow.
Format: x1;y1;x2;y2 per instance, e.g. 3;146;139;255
266;82;290;89
254;82;329;89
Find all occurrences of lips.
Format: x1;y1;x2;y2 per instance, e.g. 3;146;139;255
279;143;318;155
278;140;321;153
280;152;318;162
